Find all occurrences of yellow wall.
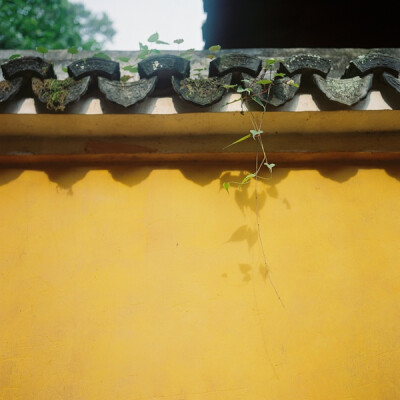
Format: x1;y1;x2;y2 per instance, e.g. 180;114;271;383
0;165;399;400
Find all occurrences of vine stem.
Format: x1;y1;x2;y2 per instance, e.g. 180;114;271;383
255;134;285;308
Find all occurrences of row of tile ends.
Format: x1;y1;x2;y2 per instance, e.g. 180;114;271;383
0;52;399;111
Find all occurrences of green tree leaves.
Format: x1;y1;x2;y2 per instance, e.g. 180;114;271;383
0;0;115;50
67;46;78;55
36;46;48;54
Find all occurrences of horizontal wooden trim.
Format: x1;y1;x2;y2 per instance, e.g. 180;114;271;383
1;110;400;136
1;111;400;165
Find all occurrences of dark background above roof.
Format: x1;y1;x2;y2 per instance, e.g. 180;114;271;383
202;0;400;49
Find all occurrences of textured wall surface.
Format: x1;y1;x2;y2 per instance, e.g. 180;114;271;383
0;166;399;400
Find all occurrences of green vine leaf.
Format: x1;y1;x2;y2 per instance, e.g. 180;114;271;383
222;182;230;193
252;96;266;110
61;66;68;73
150;49;161;55
8;54;21;60
223;133;251;149
136;51;149;60
256;79;273;85
36;46;48;54
93;52;111;60
209;45;221;52
237;85;252;94
274;72;286;78
155;40;169;45
241;173;256;184
147;32;159;42
117;56;130;63
223;84;237;89
264;162;276;173
123;65;138;73
264;58;277;67
120;75;132;83
67;46;78;55
250;130;263;138
173;39;184;44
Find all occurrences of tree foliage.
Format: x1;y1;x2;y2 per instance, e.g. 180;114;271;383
0;0;115;50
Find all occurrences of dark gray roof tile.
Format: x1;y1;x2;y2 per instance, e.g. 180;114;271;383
382;72;400;95
1;56;55;80
172;74;232;107
342;53;400;78
68;57;120;81
313;74;373;106
279;54;331;77
0;78;23;103
98;76;157;107
31;76;90;111
208;54;261;81
1;49;400;112
242;73;301;107
138;55;190;89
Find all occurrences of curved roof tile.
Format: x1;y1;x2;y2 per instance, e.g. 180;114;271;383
0;50;399;112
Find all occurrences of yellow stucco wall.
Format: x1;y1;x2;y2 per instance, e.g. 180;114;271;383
0;165;399;400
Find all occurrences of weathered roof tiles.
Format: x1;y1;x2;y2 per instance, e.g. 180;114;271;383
0;50;399;111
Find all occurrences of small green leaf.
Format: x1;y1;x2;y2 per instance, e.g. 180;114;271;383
274;72;286;78
264;58;277;67
36;46;48;54
150;49;161;55
222;182;230;193
252;96;265;110
136;49;150;60
237;86;252;94
241;173;256;184
122;65;138;73
223;84;237;89
139;42;149;51
147;32;159;42
93;52;111;60
206;54;215;59
120;75;132;83
250;129;263;138
155;40;169;45
123;65;138;73
62;66;68;73
264;162;276;173
223;133;252;149
209;45;221;52
117;56;130;62
173;38;184;44
256;79;273;85
8;54;21;60
67;46;78;55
